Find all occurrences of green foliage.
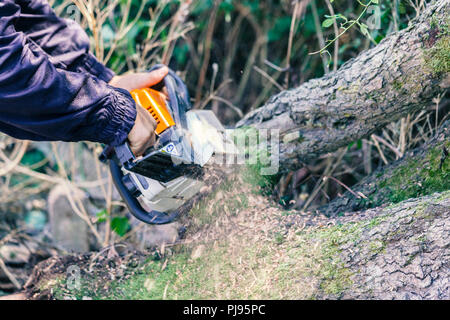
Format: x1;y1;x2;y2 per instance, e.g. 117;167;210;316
313;0;381;56
7;148;48;188
20;148;47;173
231;126;280;195
111;216;131;237
24;210;47;232
243;162;279;196
95;209;108;224
268;16;293;42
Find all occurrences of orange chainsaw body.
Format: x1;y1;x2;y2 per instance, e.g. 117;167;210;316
130;88;175;135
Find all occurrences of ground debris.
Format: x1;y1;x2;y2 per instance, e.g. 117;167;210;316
23;247;149;300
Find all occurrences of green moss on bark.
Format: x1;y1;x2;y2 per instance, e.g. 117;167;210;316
424;18;450;75
379;143;450;204
424;36;450;75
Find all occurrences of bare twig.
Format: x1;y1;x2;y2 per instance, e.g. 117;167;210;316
0;255;21;290
311;0;330;74
324;175;367;199
194;0;219;107
253;66;284;91
372;134;403;159
371;134;389;165
302;148;347;211
324;0;339;72
0;141;29;176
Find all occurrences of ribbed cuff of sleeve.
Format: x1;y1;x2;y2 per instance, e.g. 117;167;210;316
97;87;137;147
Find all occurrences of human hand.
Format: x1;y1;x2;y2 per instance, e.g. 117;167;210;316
109;66;169;156
109;66;169;92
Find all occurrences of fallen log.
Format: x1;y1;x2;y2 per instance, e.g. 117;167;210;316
237;0;449;170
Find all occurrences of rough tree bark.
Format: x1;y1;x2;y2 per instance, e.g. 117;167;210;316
321;191;450;299
321;121;449;216
237;0;449;170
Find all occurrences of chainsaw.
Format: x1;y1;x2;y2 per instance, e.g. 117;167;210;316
100;65;236;225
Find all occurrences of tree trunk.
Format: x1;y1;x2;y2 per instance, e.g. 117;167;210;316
237;0;449;170
321;121;450;216
321;191;450;299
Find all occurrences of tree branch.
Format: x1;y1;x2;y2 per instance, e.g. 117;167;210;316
237;0;449;170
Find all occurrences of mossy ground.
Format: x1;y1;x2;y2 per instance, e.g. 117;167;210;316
45;179;403;300
32;170;450;300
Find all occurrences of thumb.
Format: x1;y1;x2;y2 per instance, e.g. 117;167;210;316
132;66;169;89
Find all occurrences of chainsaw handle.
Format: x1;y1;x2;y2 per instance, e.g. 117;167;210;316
109;160;178;225
102;65;190;225
149;64;190;130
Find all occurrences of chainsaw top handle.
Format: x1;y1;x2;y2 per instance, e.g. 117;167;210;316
151;64;191;129
101;65;192;225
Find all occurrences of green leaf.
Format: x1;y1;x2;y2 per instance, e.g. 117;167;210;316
322;18;334;28
96;209;108;224
20;148;46;172
174;43;190;66
336;14;348;23
111;217;131;237
24;210;47;232
219;0;234;13
359;23;369;37
357;139;363;150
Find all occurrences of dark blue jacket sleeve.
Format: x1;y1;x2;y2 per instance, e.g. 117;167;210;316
13;0;115;82
0;0;136;146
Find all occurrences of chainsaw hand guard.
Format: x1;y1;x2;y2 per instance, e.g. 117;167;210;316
109;157;178;225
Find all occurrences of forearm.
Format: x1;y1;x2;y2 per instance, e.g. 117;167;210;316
14;0;114;82
0;0;136;146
